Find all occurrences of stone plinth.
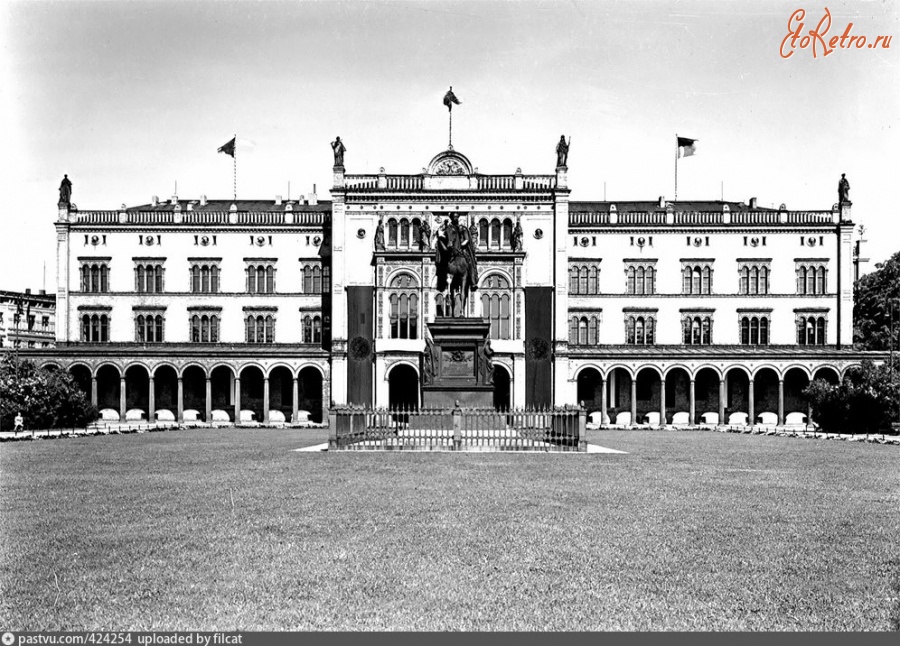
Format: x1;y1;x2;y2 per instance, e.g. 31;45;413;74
423;317;494;409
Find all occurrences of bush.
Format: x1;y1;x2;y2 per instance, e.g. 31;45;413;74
804;360;900;434
0;354;98;429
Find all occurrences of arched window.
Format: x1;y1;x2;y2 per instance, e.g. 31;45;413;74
816;267;826;294
588;266;598;294
578;317;588;345
579;266;588;295
502;219;513;248
815;317;825;344
627;267;636;294
741;317;750;344
313;316;322;344
303;315;313;343
265;266;274;293
569;265;579;293
740;266;749;295
759;317;768;345
588;316;598;345
806;268;815;295
480;274;512;339
400;219;410;247
750;317;760;345
191;266;200;293
635;317;645;345
303;265;312;293
388;219;398;247
388;273;419;339
247;266;257;294
490;219;501;248
136;266;145;291
412;219;421;248
682;266;691;293
312;266;322;293
569;317;578;345
692;267;701;294
479;219;489;248
626;316;636;344
628;316;656;345
82;315;90;342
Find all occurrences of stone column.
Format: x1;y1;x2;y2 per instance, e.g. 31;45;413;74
91;376;98;407
234;377;241;424
177;377;184;423
630;378;637;426
778;379;785;426
599;375;607;425
205;377;212;423
748;378;755;426
658;377;666;427
292;377;299;424
718;379;726;425
263;377;270;425
321;372;331;424
119;376;126;422
149;377;156;423
689;379;696;424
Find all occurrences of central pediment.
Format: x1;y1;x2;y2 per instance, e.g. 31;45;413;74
426;149;474;176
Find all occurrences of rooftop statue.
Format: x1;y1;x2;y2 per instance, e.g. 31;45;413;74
838;173;850;204
58;174;72;206
556;135;570;168
331;136;346;168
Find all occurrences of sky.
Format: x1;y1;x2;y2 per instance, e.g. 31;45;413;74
1;0;898;292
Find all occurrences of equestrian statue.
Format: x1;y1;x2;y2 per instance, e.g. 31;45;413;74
434;213;478;317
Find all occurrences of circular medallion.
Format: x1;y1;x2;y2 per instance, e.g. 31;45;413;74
349;336;371;360
750;236;760;247
693;237;702;247
313;236;322;246
145;235;155;246
200;236;210;246
534;228;544;239
807;236;817;247
637;237;646;247
527;338;550;361
90;235;100;246
580;236;589;247
256;236;266;246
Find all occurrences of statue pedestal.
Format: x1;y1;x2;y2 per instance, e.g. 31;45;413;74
422;318;494;409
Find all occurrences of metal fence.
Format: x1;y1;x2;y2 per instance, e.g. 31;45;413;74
329;405;586;452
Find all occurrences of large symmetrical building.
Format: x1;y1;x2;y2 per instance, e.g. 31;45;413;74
25;141;874;426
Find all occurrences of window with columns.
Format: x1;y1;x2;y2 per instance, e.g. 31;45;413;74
625;312;656;345
477;217;514;250
80;261;110;293
796;314;827;345
80;312;110;342
388;274;419;339
245;313;275;343
189;312;220;342
738;260;771;295
386;217;423;249
568;314;600;346
681;313;713;345
245;261;276;294
190;261;221;294
739;313;771;345
624;261;656;295
796;262;828;295
301;262;323;294
135;313;165;343
681;261;714;295
134;260;165;293
302;314;323;344
569;263;601;295
480;274;512;340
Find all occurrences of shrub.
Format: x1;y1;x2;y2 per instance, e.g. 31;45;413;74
0;354;98;429
805;360;900;434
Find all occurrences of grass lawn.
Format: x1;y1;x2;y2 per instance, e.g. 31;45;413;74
1;428;899;631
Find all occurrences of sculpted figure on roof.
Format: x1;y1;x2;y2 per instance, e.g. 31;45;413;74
838;174;850;204
58;174;72;206
556;135;570;168
331;136;346;168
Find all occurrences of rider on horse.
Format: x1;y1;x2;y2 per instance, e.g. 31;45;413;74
435;213;478;316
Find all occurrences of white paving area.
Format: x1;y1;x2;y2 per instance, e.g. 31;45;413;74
294;442;626;454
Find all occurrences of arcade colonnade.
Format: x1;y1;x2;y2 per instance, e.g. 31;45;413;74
56;359;329;424
572;361;853;426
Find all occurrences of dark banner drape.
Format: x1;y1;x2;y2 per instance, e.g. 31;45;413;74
524;286;553;408
346;286;373;405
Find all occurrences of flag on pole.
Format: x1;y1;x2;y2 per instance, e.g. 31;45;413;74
677;136;697;158
218;137;236;157
443;87;461;110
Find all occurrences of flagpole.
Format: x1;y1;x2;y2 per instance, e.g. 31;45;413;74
233;133;237;202
449;108;453;149
674;134;679;202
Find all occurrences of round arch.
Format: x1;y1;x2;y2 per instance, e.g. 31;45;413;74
122;360;152;376
572;363;604;381
493;363;512;411
265;362;296;379
601;363;636;380
296;362;327;380
722;364;752;380
840;362;862;379
811;364;841;383
634;364;663;380
478;269;514;288
662;363;695;379
94;361;124;378
150;361;180;378
386;360;420;380
385;268;421;287
179;361;210;378
779;363;812;380
387;362;419;410
237;362;268;379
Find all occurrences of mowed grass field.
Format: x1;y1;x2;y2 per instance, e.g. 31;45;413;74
1;428;899;631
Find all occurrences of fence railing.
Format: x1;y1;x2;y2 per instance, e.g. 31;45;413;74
328;404;586;451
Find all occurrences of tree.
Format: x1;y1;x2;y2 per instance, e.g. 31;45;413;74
804;360;899;434
854;250;900;350
0;354;98;429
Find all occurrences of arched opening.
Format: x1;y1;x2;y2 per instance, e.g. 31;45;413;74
95;365;121;416
210;365;234;422
784;367;811;423
388;364;419;410
813;367;840;386
68;365;92;400
754;367;780;424
298;367;323;423
664;368;691;422
182;365;207;421
493;364;511;411
125;365;150;419
576;368;603;416
694;367;721;424
239;365;265;423
635;367;662;424
724;368;750;424
153;365;178;420
268;366;293;423
607;367;633;425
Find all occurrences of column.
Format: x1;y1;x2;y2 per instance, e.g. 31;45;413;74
658;377;666;427
599;375;607;425
777;379;785;426
91;376;98;407
176;377;184;423
233;376;241;424
205;377;212;423
263;377;270;425
149;376;156;423
321;372;331;424
630;377;637;425
748;378;755;426
689;379;696;424
718;379;726;425
292;377;299;424
119;376;126;422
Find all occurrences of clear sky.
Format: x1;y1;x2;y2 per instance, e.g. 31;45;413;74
1;0;898;291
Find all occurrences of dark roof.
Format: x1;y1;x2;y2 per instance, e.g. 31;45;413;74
569;201;781;213
126;199;331;213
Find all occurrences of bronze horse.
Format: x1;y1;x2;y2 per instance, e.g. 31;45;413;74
435;217;478;317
